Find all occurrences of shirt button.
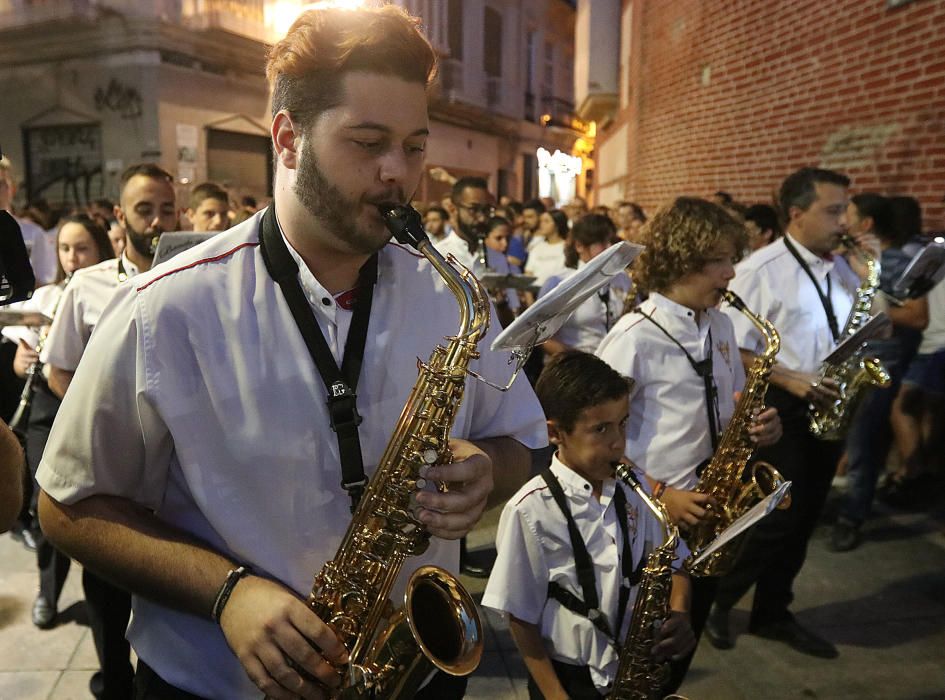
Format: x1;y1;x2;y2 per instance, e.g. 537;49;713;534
321;297;332;306
584;484;590;490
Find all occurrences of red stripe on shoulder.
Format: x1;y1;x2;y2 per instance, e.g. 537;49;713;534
386;241;426;259
621;315;646;334
514;485;549;507
136;242;259;292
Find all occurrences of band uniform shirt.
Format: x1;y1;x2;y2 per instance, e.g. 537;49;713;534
482;454;688;693
539;265;633;353
917;277;945;355
13;215;57;286
596;293;744;490
36;209;548;699
724;234;858;374
39;252;141;371
525;238;568;287
434;229;520;310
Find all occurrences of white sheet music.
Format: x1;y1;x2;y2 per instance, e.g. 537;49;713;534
690;480;792;566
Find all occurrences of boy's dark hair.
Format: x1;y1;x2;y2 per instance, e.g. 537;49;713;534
744;203;782;239
522;198;546;215
425;204;448;219
887;195;923;243
714;191;734;206
778;167;850;222
451;176;489;203
546;209;569;238
850;193;894;243
535;351;633;433
572;213;617;247
189;182;229;210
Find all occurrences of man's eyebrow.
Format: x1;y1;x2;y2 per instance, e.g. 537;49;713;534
345;122;429;138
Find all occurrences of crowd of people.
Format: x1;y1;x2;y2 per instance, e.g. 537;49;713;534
0;4;942;700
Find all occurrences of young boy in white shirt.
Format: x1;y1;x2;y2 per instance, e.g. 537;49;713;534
596;196;782;690
483;351;695;699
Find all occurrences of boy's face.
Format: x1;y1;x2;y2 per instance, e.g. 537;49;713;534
670;238;738;312
188;197;230;232
551;396;629;484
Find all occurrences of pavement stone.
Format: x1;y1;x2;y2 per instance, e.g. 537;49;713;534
0;492;942;699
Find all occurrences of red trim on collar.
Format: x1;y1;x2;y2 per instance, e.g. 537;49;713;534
514;485;549;506
136;242;259;291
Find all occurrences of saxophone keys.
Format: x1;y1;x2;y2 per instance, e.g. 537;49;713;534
421;448;439;464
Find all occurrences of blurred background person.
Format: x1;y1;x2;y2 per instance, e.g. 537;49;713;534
423;204;450;243
525;208;568;288
743;203;782;253
615;201;647;244
186;182;230;233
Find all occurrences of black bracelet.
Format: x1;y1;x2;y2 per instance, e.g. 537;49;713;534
211;565;251;623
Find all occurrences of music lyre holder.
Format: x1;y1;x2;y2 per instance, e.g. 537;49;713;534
468;241;643;392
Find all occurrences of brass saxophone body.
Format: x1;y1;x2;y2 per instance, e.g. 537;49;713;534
685;290;789;577
611;463;684;700
308;205;485;698
808;234;891;440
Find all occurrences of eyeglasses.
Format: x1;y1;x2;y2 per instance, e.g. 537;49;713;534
456;203;496;218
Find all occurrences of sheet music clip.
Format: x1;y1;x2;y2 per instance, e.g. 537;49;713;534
891;240;945;300
467;242;643;391
152;231;219;266
689;480;792;567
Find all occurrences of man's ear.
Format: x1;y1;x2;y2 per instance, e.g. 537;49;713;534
113;203;126;229
272;110;301;169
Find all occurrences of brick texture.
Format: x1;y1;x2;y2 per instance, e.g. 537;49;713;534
600;0;945;231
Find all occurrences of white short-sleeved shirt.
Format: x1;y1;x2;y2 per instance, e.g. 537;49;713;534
434;230;520;310
540;265;633;353
1;282;65;349
724;234;858;373
40;253;140;370
12;216;57;286
37;209;548;699
482;455;687;693
596;293;744;489
524;239;567;287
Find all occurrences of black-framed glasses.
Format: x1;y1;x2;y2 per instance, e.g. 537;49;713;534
456;203;496;218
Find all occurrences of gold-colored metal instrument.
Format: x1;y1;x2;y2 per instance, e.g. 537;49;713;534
685;290;789;577
808;234;892;440
307;204;485;699
611;463;687;700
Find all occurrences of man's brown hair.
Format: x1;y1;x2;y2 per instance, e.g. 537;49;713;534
266;5;437;131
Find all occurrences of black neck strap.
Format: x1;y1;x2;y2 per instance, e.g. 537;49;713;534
783;236;840;342
540;468;641;644
258;205;378;511
637;308;722;451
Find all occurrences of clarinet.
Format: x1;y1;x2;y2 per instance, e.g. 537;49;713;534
8;279;68;439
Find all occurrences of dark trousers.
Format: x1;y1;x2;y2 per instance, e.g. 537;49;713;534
84;569;134;700
26;389;73;607
527;660;601;699
665;575;718;693
713;387;842;626
840;366;903;524
135;660;467;699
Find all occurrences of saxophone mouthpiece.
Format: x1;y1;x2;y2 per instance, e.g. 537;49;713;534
379;203;427;251
722;289;746;311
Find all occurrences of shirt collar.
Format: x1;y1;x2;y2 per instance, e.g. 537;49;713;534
549;452;617;504
785;232;835;276
648;291;712;331
276;217;342;323
120;251;141;279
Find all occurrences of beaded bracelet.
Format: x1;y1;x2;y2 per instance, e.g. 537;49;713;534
211;565;251;623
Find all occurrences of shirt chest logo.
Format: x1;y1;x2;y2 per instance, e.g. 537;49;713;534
716;339;731;366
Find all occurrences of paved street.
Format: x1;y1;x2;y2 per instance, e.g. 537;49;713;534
1;489;943;699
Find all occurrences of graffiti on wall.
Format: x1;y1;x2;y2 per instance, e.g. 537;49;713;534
24;123;104;206
94;79;143;120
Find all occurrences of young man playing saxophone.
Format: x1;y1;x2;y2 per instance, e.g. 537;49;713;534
36;7;545;699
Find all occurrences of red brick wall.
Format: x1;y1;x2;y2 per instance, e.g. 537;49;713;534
601;0;945;231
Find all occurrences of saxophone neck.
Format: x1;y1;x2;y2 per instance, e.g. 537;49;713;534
614;462;677;549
